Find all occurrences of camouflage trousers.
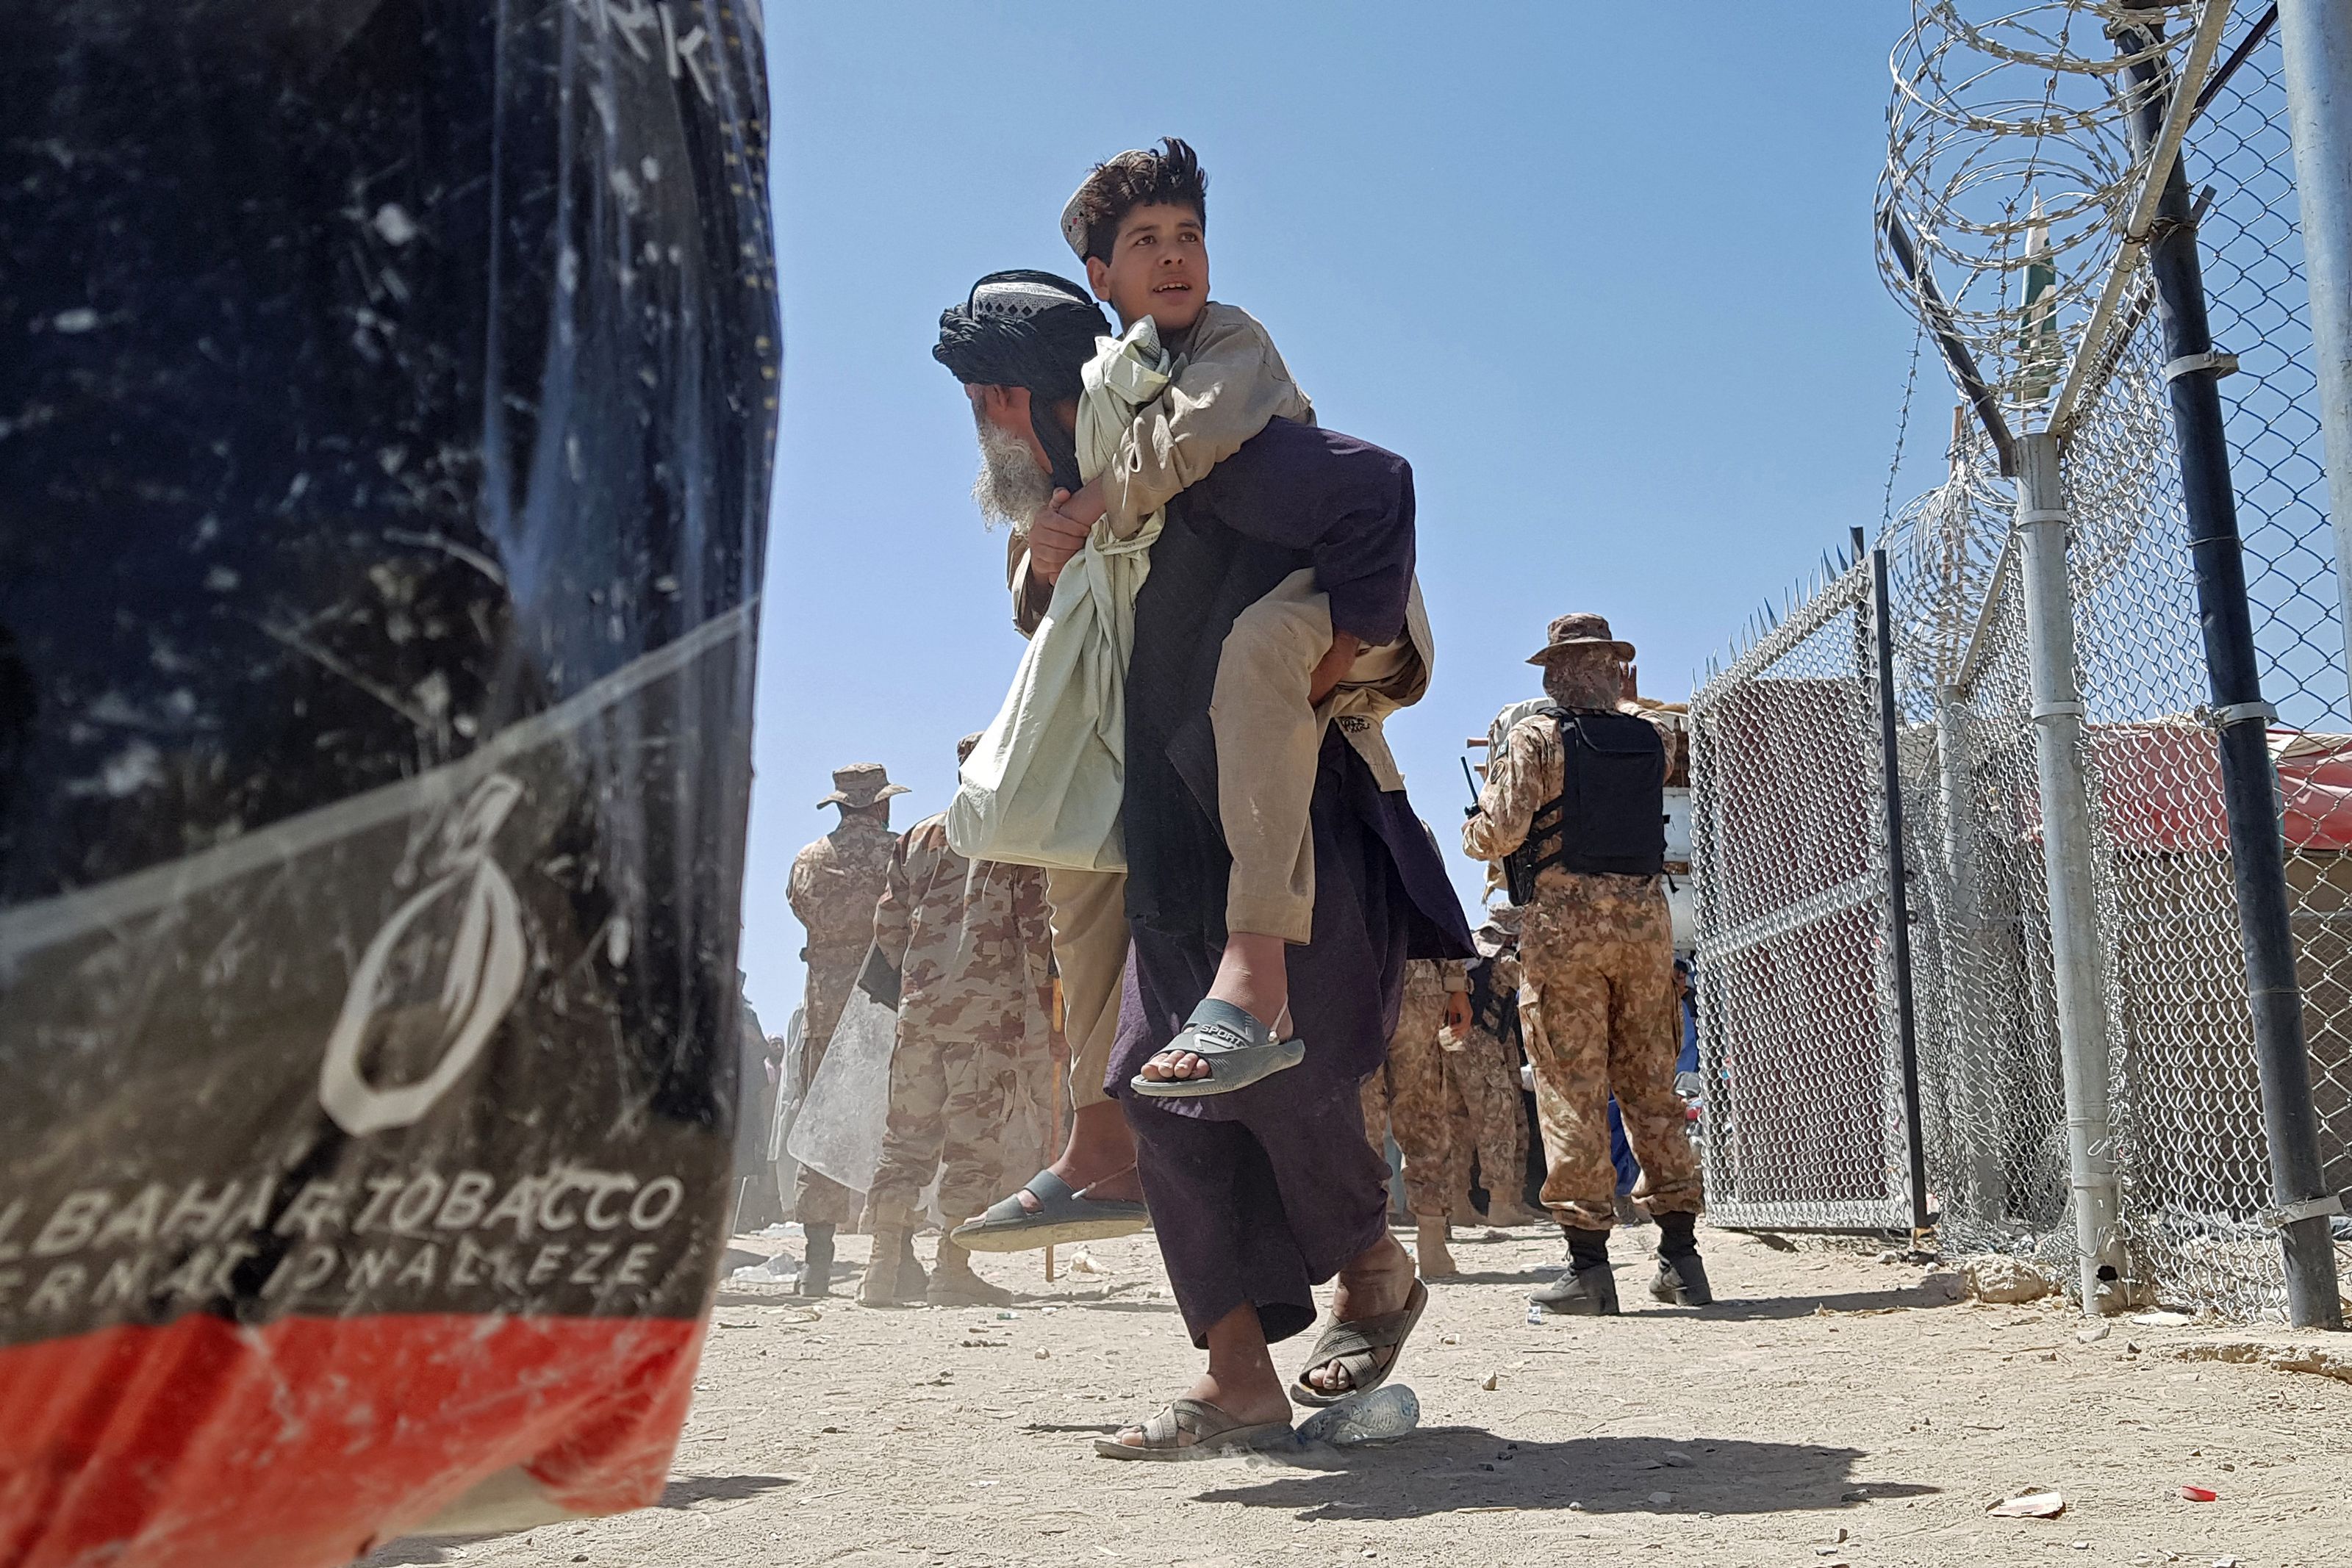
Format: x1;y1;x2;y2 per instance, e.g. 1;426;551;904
1449;1026;1529;1218
1361;974;1455;1220
1518;871;1702;1231
791;1024;868;1229
867;1029;1018;1229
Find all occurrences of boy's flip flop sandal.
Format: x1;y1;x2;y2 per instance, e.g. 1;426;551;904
1129;998;1305;1099
950;1169;1150;1254
1092;1398;1294;1461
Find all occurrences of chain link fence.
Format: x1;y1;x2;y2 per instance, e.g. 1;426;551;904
1893;525;2077;1270
1688;562;1916;1233
2193;24;2352;1279
1693;12;2352;1319
2065;311;2285;1310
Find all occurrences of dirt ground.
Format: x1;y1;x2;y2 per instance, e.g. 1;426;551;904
362;1222;2352;1568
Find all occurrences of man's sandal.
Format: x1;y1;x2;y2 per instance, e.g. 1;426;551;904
1092;1398;1294;1461
949;1169;1150;1254
1290;1278;1430;1408
1130;998;1305;1099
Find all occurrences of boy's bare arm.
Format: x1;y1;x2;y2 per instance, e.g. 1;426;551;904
1005;495;1092;635
1025;493;1089;583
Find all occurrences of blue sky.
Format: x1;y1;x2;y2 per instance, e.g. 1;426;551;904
742;2;1944;1028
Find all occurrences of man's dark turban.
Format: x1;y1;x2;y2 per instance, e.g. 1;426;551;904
935;270;1108;492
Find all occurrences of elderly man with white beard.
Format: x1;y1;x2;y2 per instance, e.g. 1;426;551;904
931;273;1157;1259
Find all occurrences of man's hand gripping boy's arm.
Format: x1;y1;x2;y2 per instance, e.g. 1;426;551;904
1006;494;1095;635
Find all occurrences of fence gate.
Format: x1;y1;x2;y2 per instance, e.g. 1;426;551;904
1689;561;1916;1232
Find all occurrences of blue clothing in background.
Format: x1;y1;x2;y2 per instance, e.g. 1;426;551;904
1607;1099;1638;1195
1610;988;1697;1198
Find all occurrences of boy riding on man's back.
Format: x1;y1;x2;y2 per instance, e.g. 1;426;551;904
951;138;1429;1248
1055;138;1377;1094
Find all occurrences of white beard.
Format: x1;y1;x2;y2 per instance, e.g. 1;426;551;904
972;411;1053;531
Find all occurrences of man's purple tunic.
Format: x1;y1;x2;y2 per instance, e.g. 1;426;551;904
1111;417;1473;1347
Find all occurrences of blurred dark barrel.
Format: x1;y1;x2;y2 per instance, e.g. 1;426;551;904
0;3;778;1561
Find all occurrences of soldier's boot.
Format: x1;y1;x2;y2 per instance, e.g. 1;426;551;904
1529;1226;1621;1316
858;1223;914;1306
1649;1211;1714;1307
1484;1198;1549;1229
926;1239;1011;1308
897;1229;930;1300
794;1224;836;1298
1613;1193;1651;1227
1415;1215;1458;1279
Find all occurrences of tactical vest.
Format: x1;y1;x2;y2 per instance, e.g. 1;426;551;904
1521;706;1666;879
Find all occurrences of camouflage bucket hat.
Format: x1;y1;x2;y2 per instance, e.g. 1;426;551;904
1527;612;1635;666
817;762;909;810
956;732;985;766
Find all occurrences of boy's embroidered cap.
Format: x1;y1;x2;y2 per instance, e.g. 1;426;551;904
1059;186;1091;260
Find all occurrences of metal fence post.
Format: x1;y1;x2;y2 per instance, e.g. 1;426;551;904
2015;431;2132;1315
1936;688;2007;1221
1871;547;1932;1240
2278;0;2352;687
2122;10;2348;1328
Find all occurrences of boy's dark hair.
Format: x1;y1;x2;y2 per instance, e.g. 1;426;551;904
1067;137;1207;264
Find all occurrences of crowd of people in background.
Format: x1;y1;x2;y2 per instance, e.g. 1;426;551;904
743;633;1707;1309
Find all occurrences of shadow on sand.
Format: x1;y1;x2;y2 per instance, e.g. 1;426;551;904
1434;1267;1554;1287
1436;1267;1967;1320
1197;1428;1936;1520
355;1476;798;1565
657;1473;798;1509
1657;1267;1965;1321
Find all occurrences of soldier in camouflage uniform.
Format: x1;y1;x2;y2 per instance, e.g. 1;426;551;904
862;736;1055;1308
786;762;907;1295
1464;614;1711;1315
1449;910;1544;1227
1361;955;1471;1277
